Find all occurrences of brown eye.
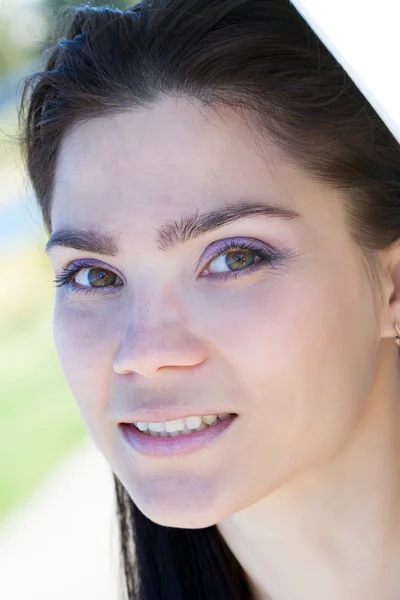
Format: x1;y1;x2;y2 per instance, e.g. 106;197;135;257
206;248;256;274
224;249;255;271
75;267;119;288
53;260;124;296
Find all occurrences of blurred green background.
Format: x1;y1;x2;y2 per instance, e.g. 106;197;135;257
0;0;137;528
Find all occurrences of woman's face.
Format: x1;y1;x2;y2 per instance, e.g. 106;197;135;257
48;97;381;528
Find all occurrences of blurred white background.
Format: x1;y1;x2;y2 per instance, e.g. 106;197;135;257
0;441;121;600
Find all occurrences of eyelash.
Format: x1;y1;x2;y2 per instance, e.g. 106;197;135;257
52;240;284;296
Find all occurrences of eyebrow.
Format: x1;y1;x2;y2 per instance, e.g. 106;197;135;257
45;200;300;256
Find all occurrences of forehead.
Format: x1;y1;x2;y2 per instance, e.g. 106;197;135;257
54;98;287;219
51;96;342;240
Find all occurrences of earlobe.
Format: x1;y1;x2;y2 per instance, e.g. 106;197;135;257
381;302;400;343
395;324;400;347
377;251;400;341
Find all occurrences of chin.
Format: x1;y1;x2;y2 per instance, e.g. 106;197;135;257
113;458;234;529
128;483;229;529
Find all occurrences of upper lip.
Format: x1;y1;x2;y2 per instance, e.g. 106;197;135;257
119;408;236;423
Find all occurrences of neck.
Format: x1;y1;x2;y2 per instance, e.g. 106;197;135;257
217;342;400;600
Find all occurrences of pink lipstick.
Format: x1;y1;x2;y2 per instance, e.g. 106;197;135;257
119;414;238;457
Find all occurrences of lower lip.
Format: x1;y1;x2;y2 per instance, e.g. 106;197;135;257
119;415;238;457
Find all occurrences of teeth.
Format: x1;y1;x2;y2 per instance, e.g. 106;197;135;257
133;413;232;436
165;418;185;433
203;414;219;425
185;415;202;429
149;422;165;432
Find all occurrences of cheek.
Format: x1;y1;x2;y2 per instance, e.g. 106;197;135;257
196;275;372;468
53;300;114;438
195;280;296;386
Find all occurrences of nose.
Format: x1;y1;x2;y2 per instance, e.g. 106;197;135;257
113;320;207;378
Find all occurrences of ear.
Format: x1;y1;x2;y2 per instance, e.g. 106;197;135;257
378;244;400;340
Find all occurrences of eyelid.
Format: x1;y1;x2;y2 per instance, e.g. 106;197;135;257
196;236;277;273
63;257;124;280
60;239;273;274
53;258;124;295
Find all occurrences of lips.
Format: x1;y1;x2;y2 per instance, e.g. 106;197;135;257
119;414;238;457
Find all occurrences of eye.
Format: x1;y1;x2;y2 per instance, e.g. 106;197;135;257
53;260;123;295
75;266;118;287
199;238;281;281
203;248;258;274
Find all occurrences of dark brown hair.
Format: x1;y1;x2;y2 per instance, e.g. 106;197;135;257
18;1;400;598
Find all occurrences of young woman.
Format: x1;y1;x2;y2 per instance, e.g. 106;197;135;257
18;1;400;598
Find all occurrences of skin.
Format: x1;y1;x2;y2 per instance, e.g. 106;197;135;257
47;96;400;599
